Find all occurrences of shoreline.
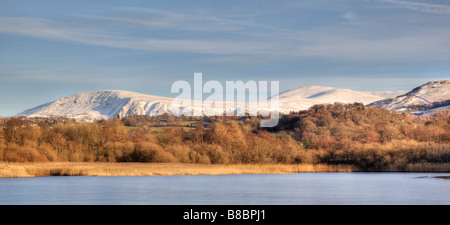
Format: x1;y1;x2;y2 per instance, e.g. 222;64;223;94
0;162;449;178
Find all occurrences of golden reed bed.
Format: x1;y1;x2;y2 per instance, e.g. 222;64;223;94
0;162;354;178
1;162;449;178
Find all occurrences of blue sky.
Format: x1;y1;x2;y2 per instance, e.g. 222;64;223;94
0;0;449;116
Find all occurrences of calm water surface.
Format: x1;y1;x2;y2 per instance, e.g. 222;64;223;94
0;173;449;205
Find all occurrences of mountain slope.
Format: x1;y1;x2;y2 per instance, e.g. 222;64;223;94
362;91;407;98
18;90;177;121
20;82;438;121
367;80;450;115
276;86;388;113
18;85;396;121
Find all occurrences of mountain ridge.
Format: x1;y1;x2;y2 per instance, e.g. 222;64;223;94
367;80;450;115
17;81;447;120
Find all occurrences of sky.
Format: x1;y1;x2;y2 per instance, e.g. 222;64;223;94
0;0;449;116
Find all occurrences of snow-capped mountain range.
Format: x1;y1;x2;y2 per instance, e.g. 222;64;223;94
17;81;449;121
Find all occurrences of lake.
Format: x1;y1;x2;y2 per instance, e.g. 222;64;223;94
0;173;449;205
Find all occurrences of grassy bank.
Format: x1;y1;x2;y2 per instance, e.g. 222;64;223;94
0;162;354;178
1;162;449;178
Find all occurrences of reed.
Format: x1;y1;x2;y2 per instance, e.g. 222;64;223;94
0;162;354;178
1;162;448;178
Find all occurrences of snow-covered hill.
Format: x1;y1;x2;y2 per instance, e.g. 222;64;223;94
367;80;450;115
17;90;240;121
19;82;445;121
276;86;391;113
18;90;178;121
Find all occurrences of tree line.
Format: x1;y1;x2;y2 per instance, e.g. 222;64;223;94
1;102;449;171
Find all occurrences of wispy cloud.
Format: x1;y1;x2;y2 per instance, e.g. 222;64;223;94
294;27;450;61
375;0;450;15
0;17;271;55
82;7;293;35
101;7;250;32
342;11;359;22
0;69;112;84
1;5;449;63
0;67;175;87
